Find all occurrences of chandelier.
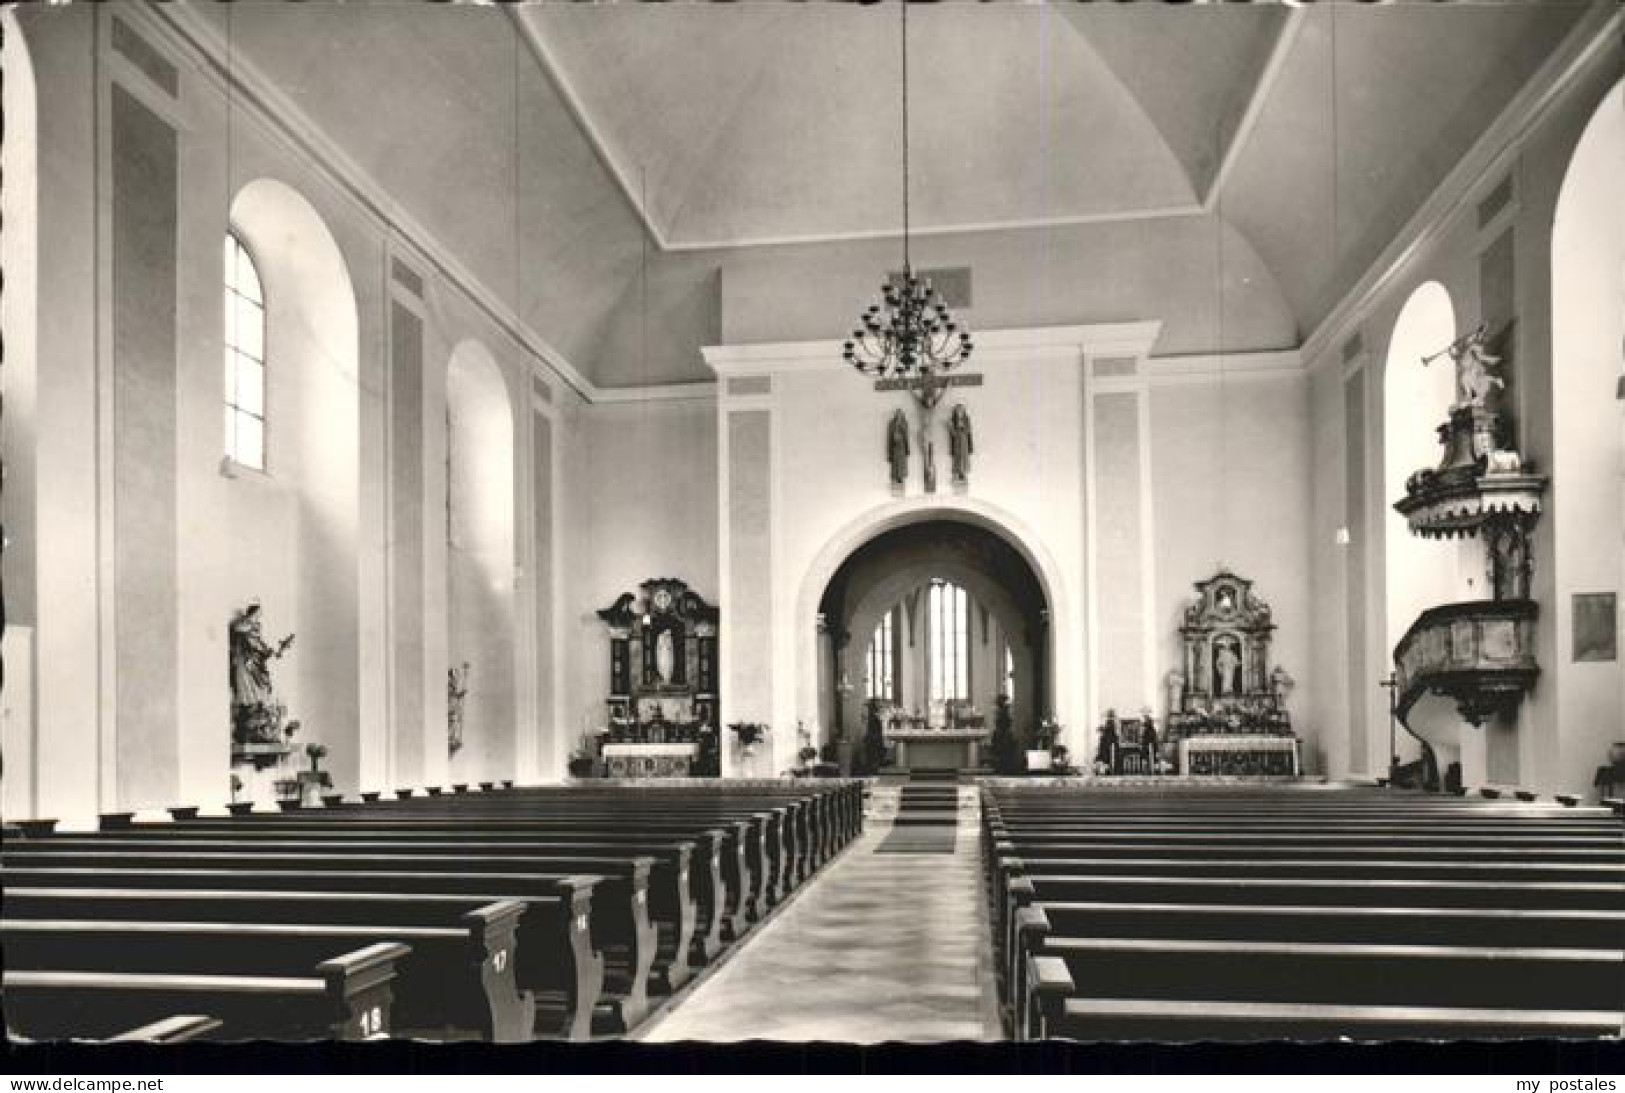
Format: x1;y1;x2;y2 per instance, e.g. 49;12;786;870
843;2;973;384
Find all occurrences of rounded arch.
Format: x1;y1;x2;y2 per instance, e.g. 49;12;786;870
1550;75;1624;796
840;554;1040;741
228;178;362;796
1383;281;1462;652
445;339;517;783
793;494;1080;757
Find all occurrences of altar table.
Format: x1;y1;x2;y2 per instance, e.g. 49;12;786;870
602;742;699;778
888;729;990;772
1179;734;1299;777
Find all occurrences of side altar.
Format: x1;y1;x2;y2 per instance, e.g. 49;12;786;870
594;578;720;778
1162;570;1299;776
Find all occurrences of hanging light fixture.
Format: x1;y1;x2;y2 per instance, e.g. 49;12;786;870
844;2;973;385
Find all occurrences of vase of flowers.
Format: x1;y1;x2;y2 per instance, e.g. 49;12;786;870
729;722;767;758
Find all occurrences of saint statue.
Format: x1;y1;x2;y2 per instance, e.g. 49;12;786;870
886;410;910;486
655;628;676;685
947;404;974;484
921;408;938;493
229;603;294;745
1213;639;1242;698
448;662;470;755
1164;669;1186;717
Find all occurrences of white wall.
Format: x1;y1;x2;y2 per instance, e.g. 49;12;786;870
1305;45;1624;798
705;325;1322;774
1149;371;1316;767
1550;79;1625;797
563;398;720;746
10;5;563;822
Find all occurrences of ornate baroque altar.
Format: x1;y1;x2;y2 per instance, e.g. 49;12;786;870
595;578;719;777
1164;570;1299;776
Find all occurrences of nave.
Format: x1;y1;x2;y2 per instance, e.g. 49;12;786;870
5;777;1621;1045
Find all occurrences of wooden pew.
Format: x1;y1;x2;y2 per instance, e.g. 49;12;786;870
4;939;407;1042
4;885;601;1041
173;811;786;922
3;900;535;1042
14;830;735;965
1;861;654;1033
1024;955;1622;1041
5;844;689;998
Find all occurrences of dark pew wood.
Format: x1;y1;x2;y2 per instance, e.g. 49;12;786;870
5;845;694;998
3;900;535;1042
1024;955;1621;1041
1023;939;1622;1032
3;940;407;1042
4;885;601;1040
2;861;655;1032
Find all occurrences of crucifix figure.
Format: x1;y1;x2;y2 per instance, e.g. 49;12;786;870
920;405;938;493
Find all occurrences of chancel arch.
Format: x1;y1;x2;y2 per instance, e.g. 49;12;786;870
445;338;519;784
794;496;1077;769
815;517;1051;768
215;178;361;802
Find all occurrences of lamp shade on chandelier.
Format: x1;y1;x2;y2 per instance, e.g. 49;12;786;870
844;1;973;382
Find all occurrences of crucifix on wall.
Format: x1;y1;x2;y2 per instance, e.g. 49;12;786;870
880;373;981;492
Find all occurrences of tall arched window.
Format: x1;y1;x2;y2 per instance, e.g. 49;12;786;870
928;578;969;702
223;232;267;470
866;611;894;701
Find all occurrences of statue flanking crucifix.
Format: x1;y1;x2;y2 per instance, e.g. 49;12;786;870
881;372;979;492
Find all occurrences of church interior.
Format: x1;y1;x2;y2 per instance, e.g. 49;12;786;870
2;0;1623;1054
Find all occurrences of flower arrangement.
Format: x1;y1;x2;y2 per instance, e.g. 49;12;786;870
305;742;328;772
728;722;768;750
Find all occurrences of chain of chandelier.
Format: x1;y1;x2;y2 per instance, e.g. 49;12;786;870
843;1;974;381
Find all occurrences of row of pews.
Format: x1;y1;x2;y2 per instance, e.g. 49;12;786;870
2;779;863;1043
983;783;1625;1041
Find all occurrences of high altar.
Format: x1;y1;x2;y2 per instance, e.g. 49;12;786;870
595;578;720;778
1163;570;1300;776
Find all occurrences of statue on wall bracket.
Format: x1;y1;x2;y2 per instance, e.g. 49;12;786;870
886;409;910;488
229;602;295;747
948;403;974;485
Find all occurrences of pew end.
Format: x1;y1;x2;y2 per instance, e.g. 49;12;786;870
1024;954;1075;1041
317;940;412;1039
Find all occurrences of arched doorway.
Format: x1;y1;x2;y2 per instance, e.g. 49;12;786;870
815;518;1051;773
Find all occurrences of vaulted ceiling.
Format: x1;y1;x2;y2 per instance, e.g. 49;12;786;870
183;0;1598;389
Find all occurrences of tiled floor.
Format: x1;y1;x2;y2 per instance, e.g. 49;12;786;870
640;786;1005;1043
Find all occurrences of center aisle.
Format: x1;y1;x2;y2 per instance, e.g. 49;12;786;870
639;783;1005;1043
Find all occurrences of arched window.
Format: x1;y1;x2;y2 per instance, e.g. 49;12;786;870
928;579;969;702
223;232;266;470
866;611;895;701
